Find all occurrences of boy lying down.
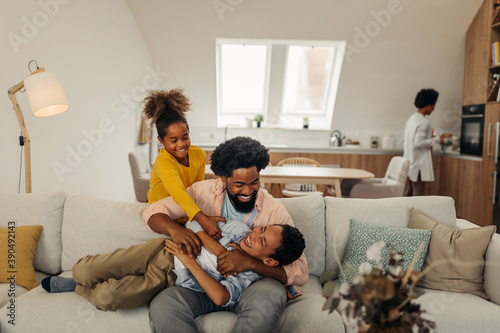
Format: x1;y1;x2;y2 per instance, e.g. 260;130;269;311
42;219;305;311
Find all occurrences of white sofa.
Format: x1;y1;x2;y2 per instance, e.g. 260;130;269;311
1;192;499;332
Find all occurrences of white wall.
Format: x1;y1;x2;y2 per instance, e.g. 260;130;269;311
0;0;484;200
126;0;482;147
0;0;155;200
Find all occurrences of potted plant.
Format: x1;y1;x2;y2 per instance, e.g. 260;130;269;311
254;114;264;128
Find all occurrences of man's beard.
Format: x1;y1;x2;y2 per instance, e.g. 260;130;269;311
227;190;258;213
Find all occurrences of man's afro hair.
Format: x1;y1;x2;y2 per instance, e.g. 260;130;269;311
210;136;270;178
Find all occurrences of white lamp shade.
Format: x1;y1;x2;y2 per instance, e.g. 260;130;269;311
23;72;69;117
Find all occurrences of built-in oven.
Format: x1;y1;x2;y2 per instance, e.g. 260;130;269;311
460;104;485;156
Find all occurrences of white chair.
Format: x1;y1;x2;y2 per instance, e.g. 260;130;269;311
128;151;151;203
276;157;325;197
343;156;410;199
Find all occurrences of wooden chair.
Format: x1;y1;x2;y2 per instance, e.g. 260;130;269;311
276;157;325;197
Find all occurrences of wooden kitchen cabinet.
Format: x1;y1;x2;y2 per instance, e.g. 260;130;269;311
463;0;500;105
478;102;500;226
437;103;499;226
439;156;483;223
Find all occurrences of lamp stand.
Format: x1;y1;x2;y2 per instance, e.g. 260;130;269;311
8;67;45;193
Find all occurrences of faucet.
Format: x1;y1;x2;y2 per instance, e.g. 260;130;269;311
224;124;240;141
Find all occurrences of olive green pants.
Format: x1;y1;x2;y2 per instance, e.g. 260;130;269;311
72;238;176;311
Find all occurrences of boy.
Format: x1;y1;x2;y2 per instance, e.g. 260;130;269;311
42;219;305;311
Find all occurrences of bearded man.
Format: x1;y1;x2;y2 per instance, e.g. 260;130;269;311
143;136;308;333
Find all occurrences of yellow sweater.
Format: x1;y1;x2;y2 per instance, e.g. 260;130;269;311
147;145;206;220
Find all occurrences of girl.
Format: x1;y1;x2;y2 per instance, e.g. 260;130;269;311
143;88;224;238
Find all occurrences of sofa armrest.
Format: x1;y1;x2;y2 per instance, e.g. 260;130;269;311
456;218;478;230
484;232;500;305
349;183;405;199
456;218;500;305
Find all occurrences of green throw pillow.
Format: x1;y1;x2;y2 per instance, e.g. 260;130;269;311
338;218;432;285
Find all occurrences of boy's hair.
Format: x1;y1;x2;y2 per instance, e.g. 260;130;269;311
142;88;191;139
270;225;306;266
414;89;439;109
210;136;270;178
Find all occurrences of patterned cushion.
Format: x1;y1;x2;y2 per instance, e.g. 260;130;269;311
339;218;432;285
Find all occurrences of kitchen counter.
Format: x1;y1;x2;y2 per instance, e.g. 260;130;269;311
436;150;482;162
195;143;404;155
195;143;483;161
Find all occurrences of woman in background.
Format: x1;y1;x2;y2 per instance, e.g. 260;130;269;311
144;89;224;239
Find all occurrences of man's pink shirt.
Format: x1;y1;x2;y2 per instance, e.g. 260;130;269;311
142;179;309;286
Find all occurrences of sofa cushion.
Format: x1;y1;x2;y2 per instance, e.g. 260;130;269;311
325;196;456;279
409;208;496;299
485;232;500;305
61;194;158;271
0;271;152;333
277;195;326;276
0;192;67;275
0;225;42;290
338;218;432;285
414;287;500;333
275;275;344;333
195;276;345;333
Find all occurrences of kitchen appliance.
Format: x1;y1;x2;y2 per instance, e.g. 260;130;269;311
460;104;485;156
330;130;344;147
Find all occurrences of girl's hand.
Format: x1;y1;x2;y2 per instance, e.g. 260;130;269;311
194;212;226;239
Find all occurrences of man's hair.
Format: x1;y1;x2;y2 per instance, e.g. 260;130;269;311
270;225;306;266
210;136;270;178
414;89;439;109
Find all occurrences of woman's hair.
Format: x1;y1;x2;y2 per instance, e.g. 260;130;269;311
414;89;439;109
210;137;270;178
143;88;191;139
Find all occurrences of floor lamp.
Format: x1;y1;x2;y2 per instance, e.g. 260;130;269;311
8;61;69;193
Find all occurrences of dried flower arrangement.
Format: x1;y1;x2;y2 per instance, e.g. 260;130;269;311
320;241;436;333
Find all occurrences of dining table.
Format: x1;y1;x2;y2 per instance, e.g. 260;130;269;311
204;165;375;198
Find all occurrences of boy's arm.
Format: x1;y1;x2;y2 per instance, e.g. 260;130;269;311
186;221;226;256
148;213;202;258
216;243;288;284
197;231;226;256
183;258;230;306
165;240;230;306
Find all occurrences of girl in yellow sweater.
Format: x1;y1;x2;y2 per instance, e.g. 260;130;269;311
143;89;224;239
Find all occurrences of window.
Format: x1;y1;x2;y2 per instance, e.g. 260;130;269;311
216;39;346;130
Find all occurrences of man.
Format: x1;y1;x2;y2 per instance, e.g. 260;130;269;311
142;136;308;333
403;88;444;196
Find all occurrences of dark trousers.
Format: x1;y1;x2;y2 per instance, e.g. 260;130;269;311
403;172;426;196
149;277;287;333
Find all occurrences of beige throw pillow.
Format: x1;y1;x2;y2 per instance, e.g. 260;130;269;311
409;208;496;299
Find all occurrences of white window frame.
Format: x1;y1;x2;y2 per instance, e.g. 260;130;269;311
216;39;272;127
216;38;346;130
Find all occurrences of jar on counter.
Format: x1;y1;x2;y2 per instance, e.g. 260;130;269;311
370;136;379;148
303;117;309;129
381;135;395;149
